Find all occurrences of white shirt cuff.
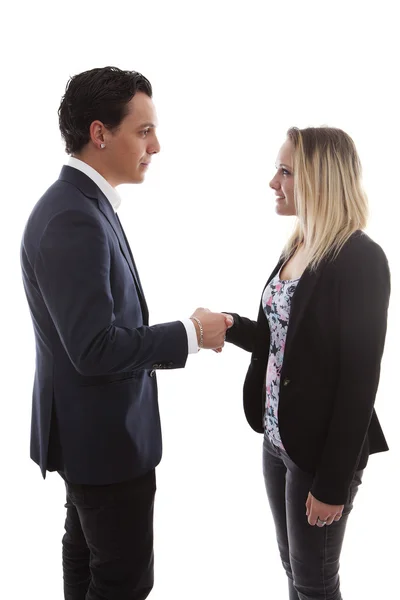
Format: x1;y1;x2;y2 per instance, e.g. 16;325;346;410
181;318;199;354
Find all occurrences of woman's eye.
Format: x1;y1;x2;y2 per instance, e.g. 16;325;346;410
282;168;290;176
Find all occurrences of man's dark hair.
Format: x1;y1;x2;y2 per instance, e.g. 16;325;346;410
58;66;153;154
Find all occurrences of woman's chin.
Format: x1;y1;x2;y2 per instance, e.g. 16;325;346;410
275;204;295;217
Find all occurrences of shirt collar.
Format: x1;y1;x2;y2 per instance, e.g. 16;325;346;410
67;156;122;212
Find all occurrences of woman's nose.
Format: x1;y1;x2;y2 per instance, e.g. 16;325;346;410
269;176;279;190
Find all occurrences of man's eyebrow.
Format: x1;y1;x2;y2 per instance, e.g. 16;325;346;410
138;122;156;129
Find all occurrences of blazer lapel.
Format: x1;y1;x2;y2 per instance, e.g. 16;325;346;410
253;258;284;357
284;266;322;351
257;257;284;322
261;259;284;299
254;255;322;359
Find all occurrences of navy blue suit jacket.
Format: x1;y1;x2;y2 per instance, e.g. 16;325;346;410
21;166;188;484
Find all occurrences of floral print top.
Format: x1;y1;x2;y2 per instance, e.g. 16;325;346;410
262;272;300;449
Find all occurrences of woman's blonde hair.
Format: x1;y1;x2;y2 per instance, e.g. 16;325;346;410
283;127;368;269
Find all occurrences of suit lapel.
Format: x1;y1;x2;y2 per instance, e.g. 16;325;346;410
97;194;149;322
115;214;149;323
115;214;145;298
58;166;149;323
96;194;138;287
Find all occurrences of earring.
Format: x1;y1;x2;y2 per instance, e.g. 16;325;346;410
100;143;105;149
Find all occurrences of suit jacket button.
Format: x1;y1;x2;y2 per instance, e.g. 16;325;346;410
149;370;156;377
283;378;290;386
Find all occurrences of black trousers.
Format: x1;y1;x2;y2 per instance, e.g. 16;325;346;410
62;469;156;600
263;434;363;600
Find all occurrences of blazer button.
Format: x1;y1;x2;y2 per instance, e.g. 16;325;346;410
283;378;291;386
149;370;156;378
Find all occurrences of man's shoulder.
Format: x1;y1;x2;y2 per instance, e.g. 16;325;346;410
22;174;102;251
29;177;97;223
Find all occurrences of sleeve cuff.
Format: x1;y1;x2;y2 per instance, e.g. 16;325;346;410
181;318;199;354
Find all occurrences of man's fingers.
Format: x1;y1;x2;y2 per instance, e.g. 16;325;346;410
198;311;234;349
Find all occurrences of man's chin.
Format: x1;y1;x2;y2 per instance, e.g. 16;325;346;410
127;174;146;185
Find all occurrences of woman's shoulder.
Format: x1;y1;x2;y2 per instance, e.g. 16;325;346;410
336;230;388;265
322;230;389;282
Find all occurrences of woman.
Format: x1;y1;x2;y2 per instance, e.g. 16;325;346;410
224;127;390;600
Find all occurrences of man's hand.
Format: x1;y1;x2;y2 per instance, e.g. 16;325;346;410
190;308;233;350
306;492;344;527
212;313;234;353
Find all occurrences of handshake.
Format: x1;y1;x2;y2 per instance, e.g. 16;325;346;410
190;308;233;351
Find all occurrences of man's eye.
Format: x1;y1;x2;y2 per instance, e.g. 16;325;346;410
142;129;150;137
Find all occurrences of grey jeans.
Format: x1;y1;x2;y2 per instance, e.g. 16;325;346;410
262;434;363;600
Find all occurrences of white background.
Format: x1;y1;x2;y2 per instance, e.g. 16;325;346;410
1;1;399;598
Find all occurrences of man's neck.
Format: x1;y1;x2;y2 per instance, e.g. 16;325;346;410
73;153;118;188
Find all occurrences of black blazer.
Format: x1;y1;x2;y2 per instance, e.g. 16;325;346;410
226;231;390;505
21;166;188;485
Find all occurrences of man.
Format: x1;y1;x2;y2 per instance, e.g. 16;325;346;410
20;66;231;600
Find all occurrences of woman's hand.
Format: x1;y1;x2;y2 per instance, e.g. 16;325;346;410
306;492;344;527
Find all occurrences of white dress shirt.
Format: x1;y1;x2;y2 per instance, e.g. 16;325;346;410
67;157;199;354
